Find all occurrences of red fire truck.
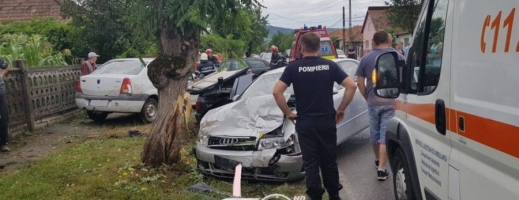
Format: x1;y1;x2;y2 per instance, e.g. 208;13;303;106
289;25;338;62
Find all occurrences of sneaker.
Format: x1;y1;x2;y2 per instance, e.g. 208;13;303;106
377;169;389;180
375;160;379;169
0;145;10;152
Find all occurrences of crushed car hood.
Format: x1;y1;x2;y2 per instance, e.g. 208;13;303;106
199;94;291;138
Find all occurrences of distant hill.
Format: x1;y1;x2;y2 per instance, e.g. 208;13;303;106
267;25;294;38
266;25;341;39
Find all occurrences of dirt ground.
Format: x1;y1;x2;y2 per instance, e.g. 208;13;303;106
0;113;152;171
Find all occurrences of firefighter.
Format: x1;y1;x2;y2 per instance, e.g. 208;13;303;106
205;49;219;68
269;45;285;69
272;32;357;200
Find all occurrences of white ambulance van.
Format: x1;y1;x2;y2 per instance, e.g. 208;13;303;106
372;0;519;200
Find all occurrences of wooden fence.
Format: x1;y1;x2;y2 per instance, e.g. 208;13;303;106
5;60;82;133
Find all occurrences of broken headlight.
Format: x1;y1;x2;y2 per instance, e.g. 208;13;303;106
258;135;294;150
198;135;208;145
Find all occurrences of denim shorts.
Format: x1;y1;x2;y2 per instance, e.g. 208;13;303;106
368;105;395;145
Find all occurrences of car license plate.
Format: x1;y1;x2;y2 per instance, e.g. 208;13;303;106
90;100;108;107
214;155;240;170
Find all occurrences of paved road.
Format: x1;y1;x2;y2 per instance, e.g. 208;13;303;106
336;128;395;200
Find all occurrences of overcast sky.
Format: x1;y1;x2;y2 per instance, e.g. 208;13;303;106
260;0;386;29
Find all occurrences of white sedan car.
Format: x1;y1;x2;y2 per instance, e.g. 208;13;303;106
195;58;368;181
75;58;158;122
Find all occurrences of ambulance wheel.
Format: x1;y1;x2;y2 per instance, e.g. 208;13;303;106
392;147;416;200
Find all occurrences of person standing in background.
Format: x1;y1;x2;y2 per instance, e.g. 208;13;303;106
356;31;405;180
81;52;100;75
0;59;10;152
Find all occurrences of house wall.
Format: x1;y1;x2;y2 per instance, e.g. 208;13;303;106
362;15;376;56
395;33;413;47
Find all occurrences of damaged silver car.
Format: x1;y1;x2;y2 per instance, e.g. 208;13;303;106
194;59;369;182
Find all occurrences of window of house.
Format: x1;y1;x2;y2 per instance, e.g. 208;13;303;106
404;38;410;46
407;0;448;94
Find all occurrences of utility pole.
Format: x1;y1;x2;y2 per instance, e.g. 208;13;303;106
342;6;346;52
349;0;352;50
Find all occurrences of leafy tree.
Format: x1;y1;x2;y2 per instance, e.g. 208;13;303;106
0;18;74;60
121;0;261;166
246;8;269;55
269;31;293;53
331;35;340;50
385;0;423;33
208;7;268;57
61;0;155;63
200;34;246;59
0;34;69;67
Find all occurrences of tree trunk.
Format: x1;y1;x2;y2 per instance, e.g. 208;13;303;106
141;25;198;166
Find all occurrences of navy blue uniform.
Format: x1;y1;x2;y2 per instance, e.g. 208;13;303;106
208;56;219;68
197;61;216;76
279;56;347;200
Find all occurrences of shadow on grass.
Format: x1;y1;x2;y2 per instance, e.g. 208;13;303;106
66;113;150;130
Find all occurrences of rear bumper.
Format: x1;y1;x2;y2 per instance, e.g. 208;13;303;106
75;93;147;113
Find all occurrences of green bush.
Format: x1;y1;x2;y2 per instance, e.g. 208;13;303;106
0;18;74;55
0;33;70;67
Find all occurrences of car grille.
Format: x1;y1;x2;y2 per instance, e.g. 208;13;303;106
207;136;257;150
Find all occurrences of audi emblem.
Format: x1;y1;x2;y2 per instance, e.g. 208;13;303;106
219;138;239;145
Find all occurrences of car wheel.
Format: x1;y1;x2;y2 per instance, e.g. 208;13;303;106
140;98;158;123
392;147;416;200
87;111;108;122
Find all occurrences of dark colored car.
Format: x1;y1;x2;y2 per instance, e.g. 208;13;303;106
189;58;270;123
220;58;270;76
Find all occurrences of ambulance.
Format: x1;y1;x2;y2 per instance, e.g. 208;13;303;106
371;0;519;199
289;25;338;61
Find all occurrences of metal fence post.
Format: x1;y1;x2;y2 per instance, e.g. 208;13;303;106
15;60;36;131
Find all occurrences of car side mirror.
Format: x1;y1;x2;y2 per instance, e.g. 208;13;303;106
374;52;400;98
332;87;338;94
232;95;239;102
217;77;224;86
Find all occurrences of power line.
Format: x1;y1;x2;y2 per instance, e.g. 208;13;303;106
329;19;343;28
296;0;343;14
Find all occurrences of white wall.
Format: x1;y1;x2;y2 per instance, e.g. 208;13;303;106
395;33;413;47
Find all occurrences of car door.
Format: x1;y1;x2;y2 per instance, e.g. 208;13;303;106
400;0;452;199
334;60;369;144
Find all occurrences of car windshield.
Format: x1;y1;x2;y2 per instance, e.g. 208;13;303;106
220;60;247;71
337;50;345;56
240;73;293;100
93;60;146;75
260;53;272;61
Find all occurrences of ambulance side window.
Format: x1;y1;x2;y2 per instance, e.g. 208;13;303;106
407;0;449;94
422;0;448;93
407;6;428;91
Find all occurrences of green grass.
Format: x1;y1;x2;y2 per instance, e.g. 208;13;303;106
0;116;308;200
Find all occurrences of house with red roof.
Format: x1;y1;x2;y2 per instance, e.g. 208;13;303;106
330;25;363;58
0;0;68;24
361;6;412;56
